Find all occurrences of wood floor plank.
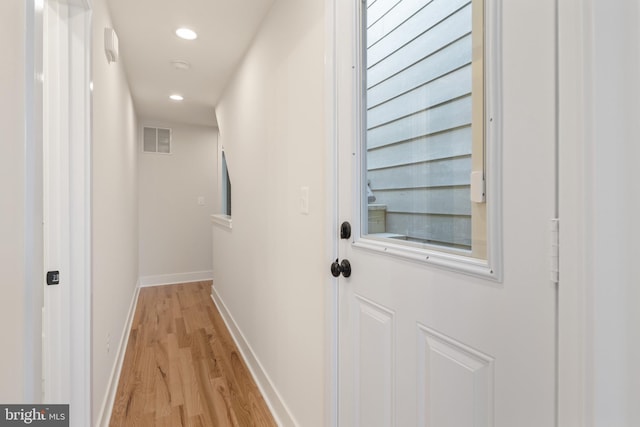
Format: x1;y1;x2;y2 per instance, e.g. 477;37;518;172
109;281;276;427
141;346;157;414
167;332;185;408
178;346;201;418
176;317;191;349
210;377;240;427
193;357;219;426
154;338;172;419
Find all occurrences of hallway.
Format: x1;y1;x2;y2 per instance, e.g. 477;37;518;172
109;282;275;426
1;0;640;426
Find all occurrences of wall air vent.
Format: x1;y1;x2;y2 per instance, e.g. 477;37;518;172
143;127;171;154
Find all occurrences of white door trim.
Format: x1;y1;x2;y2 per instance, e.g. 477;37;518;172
559;0;640;425
25;0;45;403
558;0;590;424
40;0;92;424
324;0;339;425
67;3;92;425
43;0;72;403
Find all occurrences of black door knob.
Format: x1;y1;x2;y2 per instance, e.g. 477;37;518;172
330;258;352;278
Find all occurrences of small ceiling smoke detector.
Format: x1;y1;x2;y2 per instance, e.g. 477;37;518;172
175;28;197;40
170;94;184;101
171;60;192;70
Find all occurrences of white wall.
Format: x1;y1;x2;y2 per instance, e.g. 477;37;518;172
0;0;27;403
138;122;217;283
212;0;326;424
589;0;640;424
91;0;140;422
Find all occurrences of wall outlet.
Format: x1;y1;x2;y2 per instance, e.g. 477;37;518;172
106;333;111;354
197;196;205;206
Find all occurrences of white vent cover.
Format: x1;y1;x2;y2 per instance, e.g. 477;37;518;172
143;127;171;154
104;27;119;63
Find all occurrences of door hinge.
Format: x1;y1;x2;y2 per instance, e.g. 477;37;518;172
550;219;559;284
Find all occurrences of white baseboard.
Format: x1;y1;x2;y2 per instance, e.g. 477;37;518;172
210;285;298;427
138;270;213;287
95;283;141;427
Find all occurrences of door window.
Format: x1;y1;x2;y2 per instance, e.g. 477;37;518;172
362;0;487;259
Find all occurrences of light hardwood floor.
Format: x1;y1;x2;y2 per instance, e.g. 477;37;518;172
109;281;277;427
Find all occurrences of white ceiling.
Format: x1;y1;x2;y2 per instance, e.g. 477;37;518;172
107;0;274;127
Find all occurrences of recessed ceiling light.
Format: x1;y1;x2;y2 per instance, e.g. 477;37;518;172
170;94;184;101
175;28;197;40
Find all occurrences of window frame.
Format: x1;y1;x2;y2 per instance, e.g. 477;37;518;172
353;0;503;281
212;140;233;230
221;150;232;217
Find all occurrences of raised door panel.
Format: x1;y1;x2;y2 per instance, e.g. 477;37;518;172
418;325;494;427
354;296;395;427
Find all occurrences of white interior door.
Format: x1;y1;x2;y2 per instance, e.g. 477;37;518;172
334;0;557;425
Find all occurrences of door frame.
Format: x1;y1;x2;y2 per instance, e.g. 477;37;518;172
326;0;640;425
24;0;45;403
32;0;92;423
66;3;92;424
558;0;640;425
323;0;339;424
557;0;589;423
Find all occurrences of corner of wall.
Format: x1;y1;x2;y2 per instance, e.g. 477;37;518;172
210;287;299;426
90;0;142;422
95;283;141;427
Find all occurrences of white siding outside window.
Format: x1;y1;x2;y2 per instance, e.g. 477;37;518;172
364;0;480;252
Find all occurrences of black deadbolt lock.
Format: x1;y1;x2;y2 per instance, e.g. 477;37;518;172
340;221;351;239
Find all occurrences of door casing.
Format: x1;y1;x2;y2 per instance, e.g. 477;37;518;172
36;0;92;424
